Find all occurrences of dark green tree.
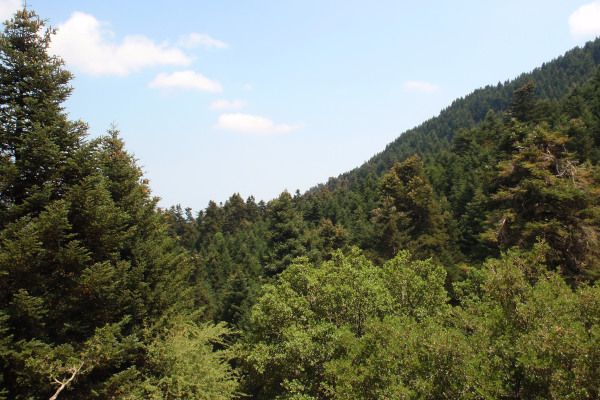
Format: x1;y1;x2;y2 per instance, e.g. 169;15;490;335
373;155;456;265
164;204;198;249
0;8;233;399
218;268;252;331
223;193;248;234
0;8;87;226
264;191;307;274
509;81;538;123
483;122;600;279
195;200;224;249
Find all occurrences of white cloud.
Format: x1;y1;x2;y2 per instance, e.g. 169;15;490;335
0;0;18;21
569;1;600;38
402;81;440;93
50;12;192;76
149;70;222;92
179;33;228;49
215;113;300;135
209;99;246;110
242;83;253;90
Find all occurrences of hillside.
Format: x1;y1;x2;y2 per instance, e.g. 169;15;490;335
318;37;600;191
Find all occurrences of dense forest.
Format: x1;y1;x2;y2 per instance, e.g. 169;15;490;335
2;7;600;399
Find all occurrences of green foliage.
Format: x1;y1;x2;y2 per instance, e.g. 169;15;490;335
509;81;538;122
238;248;449;399
325;316;475;399
454;244;600;398
240;243;600;399
373;154;457;266
164;204;198;249
141;316;239;399
321;38;600;195
4;6;600;398
265;191;307;274
0;8;233;399
483;121;600;278
0;8;87;225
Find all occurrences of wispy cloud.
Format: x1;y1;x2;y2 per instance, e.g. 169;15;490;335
209;99;247;110
402;81;440;94
149;70;222;92
179;33;228;49
569;1;600;38
50;12;192;76
0;0;19;21
215;113;300;135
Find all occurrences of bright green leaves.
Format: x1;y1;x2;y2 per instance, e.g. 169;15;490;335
326;316;475;399
454;244;600;398
241;242;600;399
142;317;239;399
383;250;449;320
239;248;450;399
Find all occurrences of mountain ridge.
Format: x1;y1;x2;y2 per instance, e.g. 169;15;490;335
312;37;600;194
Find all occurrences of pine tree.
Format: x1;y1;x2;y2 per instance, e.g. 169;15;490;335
373;155;456;265
0;8;230;398
509;81;538;123
483;121;600;279
264;191;307;274
0;8;88;226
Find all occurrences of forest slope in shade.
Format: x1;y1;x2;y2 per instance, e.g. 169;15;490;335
2;7;600;399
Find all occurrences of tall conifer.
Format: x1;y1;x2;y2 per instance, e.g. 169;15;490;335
0;8;233;398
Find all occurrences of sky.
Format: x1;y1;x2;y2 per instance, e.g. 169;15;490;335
2;1;600;210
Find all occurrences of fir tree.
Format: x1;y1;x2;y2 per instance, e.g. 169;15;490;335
374;155;456;265
484;121;600;279
264;191;307;274
0;8;232;398
0;8;88;226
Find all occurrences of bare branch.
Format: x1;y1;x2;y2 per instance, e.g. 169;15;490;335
49;362;84;400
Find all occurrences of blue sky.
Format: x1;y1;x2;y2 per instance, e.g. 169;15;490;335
2;1;600;210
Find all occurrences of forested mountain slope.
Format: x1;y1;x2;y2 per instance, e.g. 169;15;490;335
319;38;600;191
175;36;600;314
232;50;600;399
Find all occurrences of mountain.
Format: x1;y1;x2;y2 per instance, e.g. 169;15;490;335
317;38;600;192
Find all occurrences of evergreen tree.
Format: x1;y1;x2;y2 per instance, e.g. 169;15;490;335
509;81;538;123
195;200;224;249
373;155;456;265
218;268;252;331
164;204;198;249
264;191;306;274
0;8;87;226
223;193;247;234
483;121;600;279
0;9;233;398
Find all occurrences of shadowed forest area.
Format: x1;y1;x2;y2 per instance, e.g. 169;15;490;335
2;7;600;399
